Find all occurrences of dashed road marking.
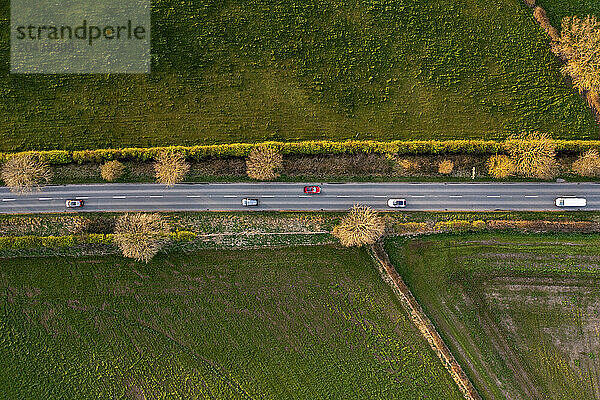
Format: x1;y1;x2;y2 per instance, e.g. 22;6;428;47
2;199;15;202
113;196;126;199
525;195;539;198
411;195;425;198
487;195;501;198
223;195;237;198
449;195;463;198
38;197;52;201
336;195;350;198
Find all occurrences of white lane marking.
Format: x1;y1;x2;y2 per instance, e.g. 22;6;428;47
261;195;275;198
113;196;126;199
449;195;462;198
223;195;237;198
525;195;539;198
373;195;387;198
487;195;501;198
336;195;350;198
187;195;202;198
298;195;310;198
411;195;425;198
38;197;53;201
76;197;89;200
2;199;15;202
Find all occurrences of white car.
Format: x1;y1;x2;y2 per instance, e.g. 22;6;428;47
241;198;259;207
555;197;586;207
387;198;406;208
65;199;84;208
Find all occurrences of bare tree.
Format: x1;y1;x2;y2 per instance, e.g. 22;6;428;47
100;160;126;182
438;160;454;175
572;149;600;177
553;15;600;94
113;213;170;263
154;151;190;186
246;145;283;180
332;205;385;247
487;155;516;178
506;132;557;179
1;154;51;193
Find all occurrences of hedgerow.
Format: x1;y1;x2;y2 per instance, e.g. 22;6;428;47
2;139;600;166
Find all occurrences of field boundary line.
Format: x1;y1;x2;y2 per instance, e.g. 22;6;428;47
369;242;481;400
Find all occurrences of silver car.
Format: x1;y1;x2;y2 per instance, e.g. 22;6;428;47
242;198;259;207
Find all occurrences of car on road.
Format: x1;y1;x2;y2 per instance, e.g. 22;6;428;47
304;186;321;194
65;199;84;208
242;198;259;207
387;198;406;208
555;197;586;207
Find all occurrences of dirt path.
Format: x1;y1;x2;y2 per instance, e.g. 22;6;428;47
370;243;481;400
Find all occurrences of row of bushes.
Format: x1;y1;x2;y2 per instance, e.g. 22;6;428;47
0;230;197;250
5;139;600;165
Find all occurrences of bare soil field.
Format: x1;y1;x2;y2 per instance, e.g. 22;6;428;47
385;232;600;399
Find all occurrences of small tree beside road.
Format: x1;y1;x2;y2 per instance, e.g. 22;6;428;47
113;213;170;263
333;205;385;247
100;160;126;182
438;160;454;175
1;154;51;193
246;145;283;180
572;149;600;177
506;132;557;179
154;151;190;186
487;155;516;179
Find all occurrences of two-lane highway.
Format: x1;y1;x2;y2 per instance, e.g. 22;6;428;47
0;182;597;213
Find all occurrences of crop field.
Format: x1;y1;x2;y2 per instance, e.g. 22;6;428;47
385;232;600;400
0;0;597;151
0;245;461;399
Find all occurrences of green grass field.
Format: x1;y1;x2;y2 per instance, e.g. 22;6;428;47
0;245;461;399
536;0;599;28
0;0;597;151
385;232;600;400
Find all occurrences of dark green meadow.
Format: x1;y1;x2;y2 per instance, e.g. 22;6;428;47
0;0;596;151
0;245;461;399
386;233;600;400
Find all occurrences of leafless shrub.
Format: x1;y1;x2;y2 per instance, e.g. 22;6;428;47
506;132;557;179
1;154;52;193
332;205;385;247
572;149;600;177
487;155;516;178
438;160;454;174
533;7;560;41
246;145;283;180
587;91;600;114
553;15;600;94
524;0;535;7
113;213;170;263
100;160;126;182
154;151;190;186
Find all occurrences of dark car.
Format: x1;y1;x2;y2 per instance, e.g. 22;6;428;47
304;186;321;194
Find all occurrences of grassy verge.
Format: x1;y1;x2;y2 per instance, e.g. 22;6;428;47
385;232;600;399
0;246;462;399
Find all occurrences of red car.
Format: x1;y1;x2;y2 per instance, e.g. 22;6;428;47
304;186;321;194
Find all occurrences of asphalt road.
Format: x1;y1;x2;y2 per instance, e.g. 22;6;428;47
0;182;597;214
